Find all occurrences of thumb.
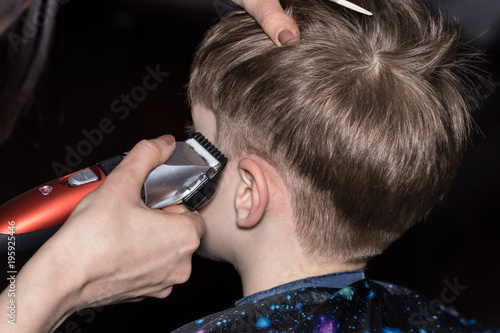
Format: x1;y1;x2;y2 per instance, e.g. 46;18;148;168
234;0;300;46
102;135;176;202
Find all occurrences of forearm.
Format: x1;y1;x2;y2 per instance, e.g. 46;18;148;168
0;245;83;332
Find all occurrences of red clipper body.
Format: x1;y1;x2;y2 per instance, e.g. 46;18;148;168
0;166;106;253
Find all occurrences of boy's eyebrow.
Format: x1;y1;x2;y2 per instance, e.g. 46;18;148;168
329;0;373;16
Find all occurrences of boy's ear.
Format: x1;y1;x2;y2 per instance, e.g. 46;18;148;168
235;158;269;228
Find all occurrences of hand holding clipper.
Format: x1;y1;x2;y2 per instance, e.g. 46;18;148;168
0;133;226;254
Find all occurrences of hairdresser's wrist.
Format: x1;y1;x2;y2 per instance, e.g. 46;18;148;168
0;244;84;333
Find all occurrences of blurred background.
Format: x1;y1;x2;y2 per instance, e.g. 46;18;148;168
0;0;499;331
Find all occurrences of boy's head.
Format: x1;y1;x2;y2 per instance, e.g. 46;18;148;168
189;0;481;264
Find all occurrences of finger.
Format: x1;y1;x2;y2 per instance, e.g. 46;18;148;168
162;206;206;238
235;0;300;46
162;204;190;214
103;135;176;200
184;211;206;239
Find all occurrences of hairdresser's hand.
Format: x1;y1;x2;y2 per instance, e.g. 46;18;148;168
0;135;205;333
235;0;300;46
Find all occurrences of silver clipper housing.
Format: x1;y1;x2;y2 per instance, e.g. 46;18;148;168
142;133;227;211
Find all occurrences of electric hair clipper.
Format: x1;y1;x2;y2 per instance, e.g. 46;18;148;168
0;133;227;254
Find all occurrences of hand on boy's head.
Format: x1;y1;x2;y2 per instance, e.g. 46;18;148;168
234;0;300;46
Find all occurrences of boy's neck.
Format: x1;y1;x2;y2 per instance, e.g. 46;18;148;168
232;224;366;297
238;256;366;297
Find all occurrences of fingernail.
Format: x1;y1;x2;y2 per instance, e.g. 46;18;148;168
158;135;175;145
278;29;297;46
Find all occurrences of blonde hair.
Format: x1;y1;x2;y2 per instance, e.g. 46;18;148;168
189;0;482;263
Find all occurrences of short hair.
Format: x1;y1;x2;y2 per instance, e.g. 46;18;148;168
188;0;482;263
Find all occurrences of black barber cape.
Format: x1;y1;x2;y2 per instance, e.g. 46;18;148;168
172;271;498;332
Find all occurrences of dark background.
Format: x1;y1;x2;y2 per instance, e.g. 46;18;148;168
0;0;499;331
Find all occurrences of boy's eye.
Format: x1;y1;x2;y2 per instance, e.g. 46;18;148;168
184;120;196;136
